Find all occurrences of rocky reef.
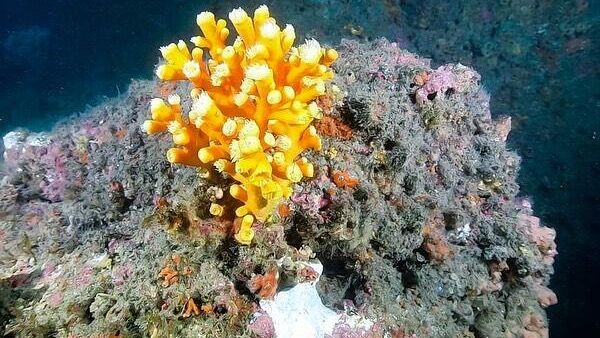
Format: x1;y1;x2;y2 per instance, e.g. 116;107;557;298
0;39;556;338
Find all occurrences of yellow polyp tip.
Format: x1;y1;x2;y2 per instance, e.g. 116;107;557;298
254;5;270;21
308;102;322;119
166;148;180;164
264;133;276;147
283;24;295;38
316;82;326;95
241;214;254;228
235;205;249;218
233;92;249;107
159;43;176;58
260;21;280;39
220;27;230;40
234;224;254;245
246;44;268;60
155;65;171;80
273;152;285;165
267;89;282;104
150;97;165;110
233;35;244;48
211;63;231;86
299;39;322;64
245;64;271;81
288;53;300;65
228;8;249;24
197;11;215;26
240;78;256;94
150;98;174;121
239;136;262;155
222;46;235;59
191;92;214;117
183;61;201;79
190;36;205;47
167;94;181;106
177;39;187;49
167;120;182;134
192;47;203;61
326;48;338;61
239;120;260;138
173;130;191;145
230;184;248;201
197;148;212;163
209;203;224;217
282;86;295;100
276;135;292;151
286;163;303;183
217;18;227;29
214;159;227;172
141;120;163;134
216;63;231;76
316;64;328;75
298;160;314;178
229;140;242;162
267;90;282;104
222;119;238;136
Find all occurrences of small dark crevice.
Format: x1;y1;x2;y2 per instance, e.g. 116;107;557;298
393;260;419;289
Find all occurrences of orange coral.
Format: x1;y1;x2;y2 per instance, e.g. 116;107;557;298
183;298;201;318
315;115;353;140
201;303;214;315
158;255;193;287
158;266;178;287
422;220;452;262
413;71;429;86
331;170;359;188
277;202;291;218
248;267;279;299
171;254;182;266
113;128;127;140
297;265;318;282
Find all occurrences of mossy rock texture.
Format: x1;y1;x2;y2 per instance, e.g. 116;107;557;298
0;39;555;338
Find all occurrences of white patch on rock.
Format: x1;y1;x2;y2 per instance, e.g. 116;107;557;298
2;131;26;151
259;261;374;338
260;262;337;338
2;130;49;160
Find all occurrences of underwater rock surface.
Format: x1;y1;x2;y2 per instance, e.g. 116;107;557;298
0;39;556;338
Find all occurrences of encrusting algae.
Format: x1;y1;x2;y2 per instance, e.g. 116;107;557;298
142;5;337;244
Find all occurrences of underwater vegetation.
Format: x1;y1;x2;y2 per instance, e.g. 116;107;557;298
0;4;557;338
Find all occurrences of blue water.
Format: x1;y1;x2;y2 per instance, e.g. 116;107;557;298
1;1;598;336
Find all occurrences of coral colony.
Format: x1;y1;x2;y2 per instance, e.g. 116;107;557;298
142;5;337;245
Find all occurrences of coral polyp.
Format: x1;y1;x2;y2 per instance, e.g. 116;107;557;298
142;5;337;244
